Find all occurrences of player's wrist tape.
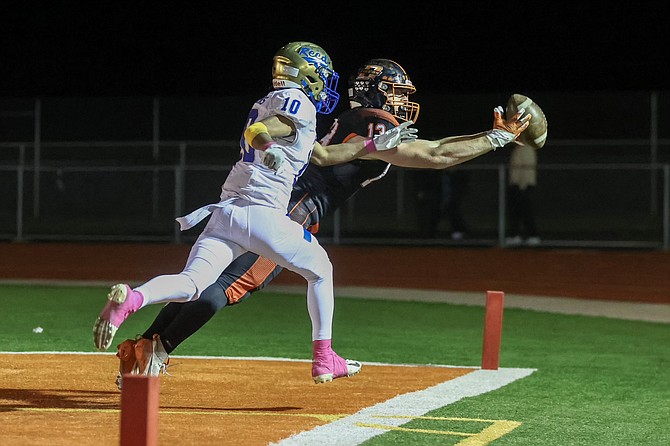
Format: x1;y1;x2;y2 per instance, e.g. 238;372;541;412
486;129;516;149
244;122;269;146
364;139;377;153
260;141;277;151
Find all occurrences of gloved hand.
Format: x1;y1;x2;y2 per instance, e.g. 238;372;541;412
262;145;285;170
368;120;419;152
486;106;532;148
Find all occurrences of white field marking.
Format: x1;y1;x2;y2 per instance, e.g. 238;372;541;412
2;279;668;323
0;351;315;361
0;351;477;369
268;285;670;324
272;367;536;446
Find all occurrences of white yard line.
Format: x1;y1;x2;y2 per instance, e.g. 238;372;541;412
272;367;536;446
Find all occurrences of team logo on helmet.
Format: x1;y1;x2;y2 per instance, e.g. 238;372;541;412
298;46;330;67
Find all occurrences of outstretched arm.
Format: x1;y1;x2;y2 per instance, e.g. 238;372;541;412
311;121;418;166
374;133;495;169
367;107;531;169
310;137;368;166
245;116;417;169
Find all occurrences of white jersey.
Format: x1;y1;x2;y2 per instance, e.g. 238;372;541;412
158;87;336;343
221;88;317;209
175;88;317;231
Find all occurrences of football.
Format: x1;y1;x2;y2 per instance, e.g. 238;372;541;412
506;94;548;149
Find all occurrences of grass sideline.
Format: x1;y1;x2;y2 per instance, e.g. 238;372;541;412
1;284;669;445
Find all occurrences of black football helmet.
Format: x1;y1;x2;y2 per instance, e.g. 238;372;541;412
348;59;420;123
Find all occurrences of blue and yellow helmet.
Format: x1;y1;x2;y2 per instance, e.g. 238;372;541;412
272;42;340;114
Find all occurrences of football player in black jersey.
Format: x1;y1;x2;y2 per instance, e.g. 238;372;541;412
115;59;530;387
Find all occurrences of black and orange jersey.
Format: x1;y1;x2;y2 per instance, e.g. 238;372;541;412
287;106;400;231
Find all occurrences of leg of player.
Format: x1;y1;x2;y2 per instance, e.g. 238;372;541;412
93;214;245;352
113;252;287;388
142;251;284;353
246;205;361;383
113;291;229;391
122;195;309;369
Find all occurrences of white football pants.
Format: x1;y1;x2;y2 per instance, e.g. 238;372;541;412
136;201;334;340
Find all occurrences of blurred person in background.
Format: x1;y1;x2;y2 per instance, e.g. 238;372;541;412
506;143;540;246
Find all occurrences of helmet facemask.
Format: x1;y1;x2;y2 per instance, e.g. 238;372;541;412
312;65;340;114
381;82;420;123
348;59;420;123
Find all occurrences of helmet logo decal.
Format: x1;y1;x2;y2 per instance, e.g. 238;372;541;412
298;46;330;68
357;65;383;81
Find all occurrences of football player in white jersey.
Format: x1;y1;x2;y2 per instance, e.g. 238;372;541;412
93;41;415;384
108;58;533;390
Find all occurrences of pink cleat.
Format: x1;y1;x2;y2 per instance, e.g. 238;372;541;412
312;339;362;384
93;284;143;351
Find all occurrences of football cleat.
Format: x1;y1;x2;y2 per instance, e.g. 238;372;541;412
93;284;143;351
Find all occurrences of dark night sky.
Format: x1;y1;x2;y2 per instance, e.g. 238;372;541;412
1;2;669;97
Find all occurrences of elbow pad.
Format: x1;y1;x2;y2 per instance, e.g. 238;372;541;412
244;122;269;146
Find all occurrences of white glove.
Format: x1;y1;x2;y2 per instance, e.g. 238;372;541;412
369;121;418;152
485;129;517;148
262;145;285;171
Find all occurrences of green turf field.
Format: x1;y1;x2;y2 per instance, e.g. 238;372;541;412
1;284;668;445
